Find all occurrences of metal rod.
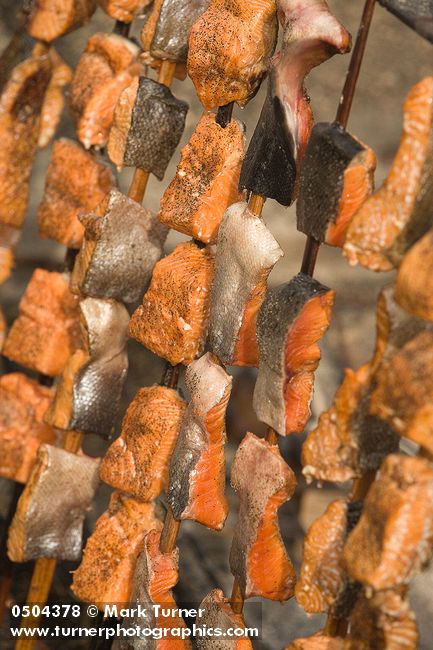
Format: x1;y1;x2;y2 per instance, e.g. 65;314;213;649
216;103;234;128
113;20;130;38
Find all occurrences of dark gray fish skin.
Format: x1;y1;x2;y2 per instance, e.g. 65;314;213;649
124;77;188;180
151;0;210;63
196;590;246;650
296;122;364;242
379;0;433;43
74;189;168;304
239;74;296;206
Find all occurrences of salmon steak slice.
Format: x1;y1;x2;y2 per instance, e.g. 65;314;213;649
38;138;115;248
70;33;143;150
253;273;335;435
71;189;168;304
2;269;82;377
99;0;152;23
344;77;433;271
344;454;433;590
108;76;188;180
230;432;296;601
158;112;245;244
297;122;376;246
196;589;253;650
27;0;97;42
45;297;129;438
129;241;214;365
37;47;73;149
395;228;433;321
208;201;283;367
100;385;186;501
187;0;278;109
302;363;398;485
7;444;99;562
72;493;162;609
0;373;60;484
285;634;344;650
116;529;192;649
0;50;53;228
240;1;350;206
168;353;231;530
0;223;20;284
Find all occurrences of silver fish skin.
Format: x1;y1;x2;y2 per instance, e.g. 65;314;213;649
208;201;282;366
151;0;210;63
7;444;99;562
72;189;168;303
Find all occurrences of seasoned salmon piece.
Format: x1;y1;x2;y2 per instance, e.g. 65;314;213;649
168;353;231;531
296;499;347;613
0;224;19;284
378;0;433;44
285;634;344;650
38;139;114;248
187;0;278;109
99;0;152;23
344;454;433;590
27;0;97;42
129;242;214;365
240;3;350;206
302;363;398;484
370;330;433;456
71;189;168;303
230;432;296;601
297;123;376;246
0;373;59;484
395;228;433;321
72;493;162;609
208;201;283;366
100;386;186;501
346;590;418;650
115;530;191;649
196;589;253;650
108;77;188;180
70;33;143;149
2;269;81;377
253;273;335;436
37;48;73;149
0;52;53;228
158;113;246;244
7;444;99;562
344;77;433;271
46;297;129;438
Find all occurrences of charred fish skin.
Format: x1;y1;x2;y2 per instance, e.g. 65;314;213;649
378;0;433;44
124;77;188;180
72;189;168;304
150;0;210;63
208;201;283;366
239;75;297;206
7;444;99;562
296;122;365;242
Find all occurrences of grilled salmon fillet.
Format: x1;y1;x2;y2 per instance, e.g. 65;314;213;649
168;353;231;531
253;273;335;436
230;432;296;601
187;0;278;109
72;493;162;609
344;77;433;271
129;241;214;365
346;590;418;650
108;76;188;180
2;269;81;377
8;444;99;562
116;529;192;649
0;224;19;284
46;297;129;438
38;138;115;248
158;112;245;244
344;454;433;590
240;2;350;206
196;589;253;650
100;385;186;501
395;228;433;321
71;189;168;304
208;201;283;367
0;373;59;484
27;0;97;42
0;51;53;228
297;123;376;246
70;33;142;150
37;48;73;149
99;0;152;22
285;635;344;650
